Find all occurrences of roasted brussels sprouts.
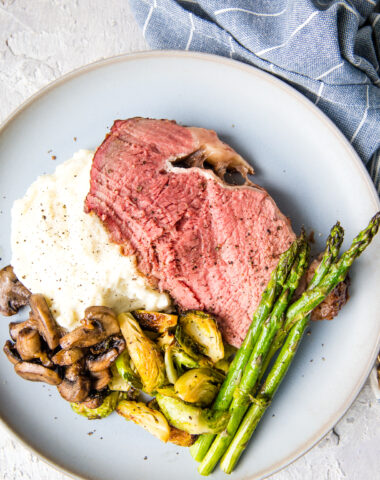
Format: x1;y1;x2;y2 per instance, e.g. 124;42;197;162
118;313;166;393
214;343;237;374
115;350;142;390
117;400;170;442
168;426;196;447
174;368;224;407
171;346;198;369
156;331;176;350
109;364;138;396
133;310;178;333
156;393;229;435
179;311;224;363
164;346;178;384
71;391;123;420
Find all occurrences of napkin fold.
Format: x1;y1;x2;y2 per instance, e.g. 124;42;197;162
130;0;380;194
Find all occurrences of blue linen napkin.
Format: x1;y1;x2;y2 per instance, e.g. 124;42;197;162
129;0;380;195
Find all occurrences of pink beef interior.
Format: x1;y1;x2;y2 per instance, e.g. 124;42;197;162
85;118;295;347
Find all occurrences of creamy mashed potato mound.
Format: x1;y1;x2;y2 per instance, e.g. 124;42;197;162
11;150;171;330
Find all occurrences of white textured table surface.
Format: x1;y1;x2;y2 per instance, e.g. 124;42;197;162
0;1;379;479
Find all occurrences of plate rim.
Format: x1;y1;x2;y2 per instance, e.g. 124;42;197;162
0;49;379;480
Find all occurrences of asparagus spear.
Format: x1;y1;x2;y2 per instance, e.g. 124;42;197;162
220;212;380;473
260;222;344;380
197;237;309;475
190;237;300;462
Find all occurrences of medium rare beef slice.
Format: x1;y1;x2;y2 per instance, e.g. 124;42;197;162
85;118;295;347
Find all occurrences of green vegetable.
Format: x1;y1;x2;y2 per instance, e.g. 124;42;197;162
117;400;170;442
172;346;202;371
156;393;229;435
220;214;379;473
179;311;224;363
198;236;309;475
115;350;142;390
118;312;166;393
165;345;179;384
190;237;299;462
71;391;123;420
174;368;225;407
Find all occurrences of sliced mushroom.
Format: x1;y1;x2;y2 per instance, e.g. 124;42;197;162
0;265;31;316
86;336;125;372
9;317;38;341
80;390;108;409
16;327;42;361
60;306;119;349
57;362;90;402
3;340;21;365
29;294;61;350
84;306;120;337
91;368;112;391
52;347;85;366
14;362;62;385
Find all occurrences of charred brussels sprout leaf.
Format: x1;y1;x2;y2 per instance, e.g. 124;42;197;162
118;313;166;393
133;310;178;333
156;393;229;435
179;311;224;363
168;426;197;447
71;391;123;420
156;331;176;350
117;400;170;442
174;368;224;407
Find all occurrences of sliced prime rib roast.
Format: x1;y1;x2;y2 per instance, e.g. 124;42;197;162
85;118;296;347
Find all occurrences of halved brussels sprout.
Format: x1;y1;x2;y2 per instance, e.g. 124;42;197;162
156;385;178;398
164;346;178;384
118;313;166;393
115;350;142;390
156;331;176;350
71;391;123;420
133;310;178;333
117;400;170;442
172;346;200;371
174;368;224;407
168;426;196;447
109;363;139;399
179;311;224;363
156;393;229;435
215;343;237;374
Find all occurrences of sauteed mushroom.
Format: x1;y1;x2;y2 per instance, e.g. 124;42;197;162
9;317;38;341
80;390;108;409
0;266;30;316
60;307;119;349
3;340;21;365
29;294;61;350
57;362;90;402
86;336;125;372
52;347;85;366
91;369;112;391
14;362;62;385
16;327;42;361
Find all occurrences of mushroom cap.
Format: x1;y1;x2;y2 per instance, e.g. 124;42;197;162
16;327;42;361
29;294;61;350
14;362;62;385
60;306;119;349
0;266;30;316
57;376;91;402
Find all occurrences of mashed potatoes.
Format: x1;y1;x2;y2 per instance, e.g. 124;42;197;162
11;150;171;330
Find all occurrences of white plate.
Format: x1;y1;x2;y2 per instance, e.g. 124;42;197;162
0;51;379;480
